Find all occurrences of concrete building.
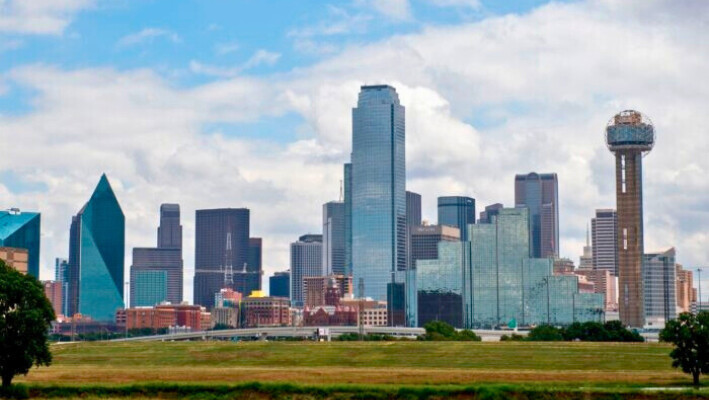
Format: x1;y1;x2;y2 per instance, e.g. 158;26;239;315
515;173;559;258
606;110;655;327
269;271;290;298
579;227;593;270
322;201;346;276
43;281;63;318
592;209;618;275
643;248;677;328
437;196;475;242
0;209;40;277
67;174;125;321
122;304;211;331
350;85;406;302
675;265;695;313
290;234;323;307
553;258;575;275
0;247;28;274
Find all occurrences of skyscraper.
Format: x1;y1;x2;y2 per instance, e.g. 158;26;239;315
130;204;183;307
343;163;353;276
269;271;290;298
406;191;422;227
350;85;406;302
0;208;40;278
193;208;250;309
643;248;677;328
579;226;593;270
478;203;503;224
591;209;618;275
67;174;125;321
606;110;655;327
290;234;323;307
437;196;475;241
322;201;345;276
55;258;69;316
245;237;263;295
514;173;559;258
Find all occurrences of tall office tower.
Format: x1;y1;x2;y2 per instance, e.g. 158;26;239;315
0;208;40;278
478;203;503;224
130;204;183;307
406;191;422;227
579;226;593;270
243;237;262;295
350;85;406;302
54;258;70;316
290;234;323;307
322;201;345;276
407;225;460;327
437;196;475;241
194;208;250;309
675;265;695;313
158;204;182;249
343;163;352;276
592;209;619;275
269;271;290;298
42;281;63;318
67;174;125;321
643;248;677;328
515;173;559;258
606;110;655;327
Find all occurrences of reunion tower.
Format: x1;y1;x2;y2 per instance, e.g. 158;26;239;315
606;110;655;328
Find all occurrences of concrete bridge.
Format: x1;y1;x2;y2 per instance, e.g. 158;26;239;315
112;326;526;342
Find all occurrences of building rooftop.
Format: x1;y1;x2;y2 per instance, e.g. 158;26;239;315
0;210;40;240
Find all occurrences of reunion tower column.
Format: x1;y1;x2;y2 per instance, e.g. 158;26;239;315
605;110;655;328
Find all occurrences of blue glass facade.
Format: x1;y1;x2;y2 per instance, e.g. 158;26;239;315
343;163;353;277
407;207;606;329
68;174;125;321
351;85;406;302
437;196;475;241
131;270;167;307
515;173;559;258
0;210;41;278
269;271;290;298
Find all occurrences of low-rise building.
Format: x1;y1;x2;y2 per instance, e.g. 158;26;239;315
120;303;211;331
0;247;29;274
241;295;291;327
43;281;63;318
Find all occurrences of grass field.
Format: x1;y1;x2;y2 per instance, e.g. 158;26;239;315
17;340;688;388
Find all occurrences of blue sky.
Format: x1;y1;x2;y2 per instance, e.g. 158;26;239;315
1;0;707;300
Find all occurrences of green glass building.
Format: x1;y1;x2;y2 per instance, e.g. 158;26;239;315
131;270;167;307
68;174;125;321
417;207;604;329
0;209;41;277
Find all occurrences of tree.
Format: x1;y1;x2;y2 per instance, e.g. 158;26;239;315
421;321;481;341
526;325;563;341
0;260;55;388
660;311;709;386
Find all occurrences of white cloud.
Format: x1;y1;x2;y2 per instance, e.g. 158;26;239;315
3;0;709;300
0;0;93;35
364;0;413;21
214;42;240;56
190;49;281;78
426;0;480;8
117;28;181;47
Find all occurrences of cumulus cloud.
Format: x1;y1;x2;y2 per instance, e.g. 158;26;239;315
2;0;709;300
190;49;281;78
117;28;181;47
0;0;93;35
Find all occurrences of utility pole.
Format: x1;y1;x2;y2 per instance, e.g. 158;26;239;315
697;268;703;313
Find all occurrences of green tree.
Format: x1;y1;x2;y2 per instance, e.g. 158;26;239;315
0;259;55;387
660;311;709;386
421;321;481;341
526;325;563;341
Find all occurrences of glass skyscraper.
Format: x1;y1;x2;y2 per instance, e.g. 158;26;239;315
67;174;125;321
643;248;677;327
290;234;323;307
322;201;346;276
350;85;406;302
130;204;183;307
437;196;475;241
515;172;559;258
343;163;353;276
0;209;41;278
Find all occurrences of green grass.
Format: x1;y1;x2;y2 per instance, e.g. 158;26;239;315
15;340;699;395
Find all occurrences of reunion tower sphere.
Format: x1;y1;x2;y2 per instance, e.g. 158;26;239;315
605;110;655;155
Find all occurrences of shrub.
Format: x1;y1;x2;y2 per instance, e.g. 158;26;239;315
526;325;563;341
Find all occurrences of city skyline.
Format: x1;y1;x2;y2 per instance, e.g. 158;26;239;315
1;0;707;302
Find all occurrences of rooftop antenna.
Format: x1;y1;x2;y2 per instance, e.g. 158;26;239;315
223;229;234;286
339;180;344;202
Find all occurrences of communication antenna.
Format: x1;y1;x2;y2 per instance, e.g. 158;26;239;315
223;230;234;286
